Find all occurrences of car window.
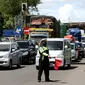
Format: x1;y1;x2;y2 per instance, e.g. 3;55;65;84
64;40;67;46
17;41;29;49
14;44;18;50
47;41;63;50
67;41;71;48
14;43;19;50
11;44;16;52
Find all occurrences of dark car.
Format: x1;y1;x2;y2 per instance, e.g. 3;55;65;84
28;40;37;63
16;40;36;64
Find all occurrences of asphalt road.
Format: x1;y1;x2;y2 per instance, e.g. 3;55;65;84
0;59;85;85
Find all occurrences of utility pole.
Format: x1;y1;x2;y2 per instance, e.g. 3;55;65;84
68;16;70;23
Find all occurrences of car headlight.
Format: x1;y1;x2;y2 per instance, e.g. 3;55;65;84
29;49;32;51
57;55;64;58
22;52;28;56
3;55;9;58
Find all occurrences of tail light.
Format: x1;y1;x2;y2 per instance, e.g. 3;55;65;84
48;56;50;58
75;48;78;50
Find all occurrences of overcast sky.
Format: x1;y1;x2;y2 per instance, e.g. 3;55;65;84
36;0;85;23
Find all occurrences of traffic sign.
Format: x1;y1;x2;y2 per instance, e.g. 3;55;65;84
23;26;30;35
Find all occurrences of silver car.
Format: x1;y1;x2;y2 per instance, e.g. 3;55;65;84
0;42;22;69
71;43;76;60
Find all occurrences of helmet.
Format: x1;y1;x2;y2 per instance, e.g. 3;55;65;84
41;40;47;46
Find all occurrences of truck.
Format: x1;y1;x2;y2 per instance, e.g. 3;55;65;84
29;28;53;43
24;15;61;43
66;27;81;42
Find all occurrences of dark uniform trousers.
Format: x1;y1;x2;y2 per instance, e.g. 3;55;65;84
38;47;49;81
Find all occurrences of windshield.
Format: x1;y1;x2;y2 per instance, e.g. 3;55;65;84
47;41;63;50
31;24;49;28
31;36;47;42
0;45;10;51
17;42;29;49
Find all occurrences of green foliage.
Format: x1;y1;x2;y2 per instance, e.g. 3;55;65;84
23;0;41;7
0;0;41;28
2;0;41;16
3;0;21;16
3;14;13;29
0;11;4;29
0;0;4;5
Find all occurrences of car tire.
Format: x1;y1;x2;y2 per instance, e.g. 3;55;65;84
17;58;21;68
67;64;71;68
67;59;71;68
28;57;31;64
8;60;12;70
62;59;65;69
36;66;39;70
32;58;35;64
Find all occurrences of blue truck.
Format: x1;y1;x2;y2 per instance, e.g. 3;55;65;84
66;28;81;42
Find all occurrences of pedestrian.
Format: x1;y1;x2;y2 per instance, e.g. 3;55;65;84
38;40;52;82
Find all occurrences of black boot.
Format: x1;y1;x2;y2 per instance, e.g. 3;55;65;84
45;79;54;82
38;79;41;82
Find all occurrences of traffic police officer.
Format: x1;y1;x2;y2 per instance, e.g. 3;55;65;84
38;40;52;82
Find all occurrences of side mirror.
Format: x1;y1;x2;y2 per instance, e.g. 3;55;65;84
84;48;85;50
65;45;68;49
12;48;15;52
35;45;38;49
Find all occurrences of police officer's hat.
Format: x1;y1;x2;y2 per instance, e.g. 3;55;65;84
41;39;47;46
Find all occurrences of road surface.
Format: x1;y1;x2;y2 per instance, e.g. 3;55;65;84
0;59;85;85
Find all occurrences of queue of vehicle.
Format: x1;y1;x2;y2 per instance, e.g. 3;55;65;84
0;36;84;70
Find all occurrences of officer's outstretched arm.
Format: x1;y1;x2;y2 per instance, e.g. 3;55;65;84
42;52;48;56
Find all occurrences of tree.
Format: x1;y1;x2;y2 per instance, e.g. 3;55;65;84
23;0;41;12
0;11;4;28
3;0;41;16
3;14;13;29
0;0;41;28
3;0;21;16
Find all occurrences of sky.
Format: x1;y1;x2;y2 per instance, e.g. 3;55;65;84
35;0;85;23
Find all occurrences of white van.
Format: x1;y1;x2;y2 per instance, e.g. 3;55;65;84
36;38;72;69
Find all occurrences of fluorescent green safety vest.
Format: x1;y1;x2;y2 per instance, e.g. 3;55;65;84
39;46;48;60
